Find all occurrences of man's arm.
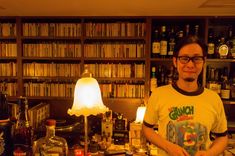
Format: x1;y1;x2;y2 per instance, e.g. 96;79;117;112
142;124;190;156
195;135;228;156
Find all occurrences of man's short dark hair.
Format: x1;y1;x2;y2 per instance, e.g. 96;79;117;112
173;35;207;57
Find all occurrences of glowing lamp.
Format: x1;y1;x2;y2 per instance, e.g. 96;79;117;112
68;67;108;156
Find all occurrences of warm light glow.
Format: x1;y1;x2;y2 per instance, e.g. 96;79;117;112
135;105;146;123
68;77;108;117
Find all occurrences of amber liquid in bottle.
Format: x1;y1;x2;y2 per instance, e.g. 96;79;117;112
13;96;33;156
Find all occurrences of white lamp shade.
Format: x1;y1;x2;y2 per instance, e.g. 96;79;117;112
68;77;108;117
135;106;146;123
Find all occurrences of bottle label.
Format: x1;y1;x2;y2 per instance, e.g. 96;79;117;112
168;42;175;56
221;89;230;99
150;78;157;92
160;41;167;56
152;42;160;54
208;43;215;54
218;44;228;58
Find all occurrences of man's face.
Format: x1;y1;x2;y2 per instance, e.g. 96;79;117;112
173;43;205;82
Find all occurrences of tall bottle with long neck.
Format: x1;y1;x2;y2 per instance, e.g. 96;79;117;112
0;91;13;155
152;29;160;58
160;26;168;58
207;28;215;58
13;96;32;156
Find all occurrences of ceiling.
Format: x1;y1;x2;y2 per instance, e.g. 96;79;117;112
0;0;235;16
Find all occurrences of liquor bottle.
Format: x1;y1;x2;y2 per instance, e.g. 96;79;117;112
33;119;68;156
168;28;176;58
160;26;168;58
13;96;33;156
0;91;13;156
206;66;220;95
152;29;160;58
230;30;235;58
226;27;234;59
193;25;199;36
207;28;215;58
184;24;190;36
216;36;229;59
150;67;157;93
220;67;230;99
176;30;184;45
166;65;174;84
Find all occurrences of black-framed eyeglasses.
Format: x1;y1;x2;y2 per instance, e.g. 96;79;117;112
177;56;204;64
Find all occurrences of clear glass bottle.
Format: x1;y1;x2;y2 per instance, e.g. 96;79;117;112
13;96;33;156
33;119;68;156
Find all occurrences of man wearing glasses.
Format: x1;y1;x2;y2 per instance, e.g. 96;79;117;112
143;35;228;156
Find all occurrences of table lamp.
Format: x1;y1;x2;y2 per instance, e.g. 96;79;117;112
68;66;109;156
130;103;146;153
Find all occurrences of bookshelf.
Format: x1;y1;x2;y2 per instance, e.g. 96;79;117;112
0;16;234;124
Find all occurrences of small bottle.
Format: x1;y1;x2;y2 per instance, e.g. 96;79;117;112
33;119;68;156
168;28;176;58
207;28;215;58
226;27;234;59
0;91;13;156
217;36;229;59
13;96;33;156
176;30;184;45
152;29;160;58
193;25;199;36
160;26;168;58
184;24;190;36
150;67;157;93
220;67;230;99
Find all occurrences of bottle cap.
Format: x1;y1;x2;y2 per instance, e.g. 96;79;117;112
46;119;56;126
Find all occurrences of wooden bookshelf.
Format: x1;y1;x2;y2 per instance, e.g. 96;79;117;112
0;16;234;122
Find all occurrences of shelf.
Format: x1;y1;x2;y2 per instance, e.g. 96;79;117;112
0;37;16;40
22;57;82;61
84;36;146;40
0;57;17;60
223;100;235;105
150;58;173;62
206;59;235;63
84;57;146;61
0;16;234;122
21;36;82;40
23;76;79;81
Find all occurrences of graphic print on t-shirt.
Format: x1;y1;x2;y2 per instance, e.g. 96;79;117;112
167;106;207;156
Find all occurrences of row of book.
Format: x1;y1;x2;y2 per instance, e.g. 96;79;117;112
85;22;146;37
23;43;81;57
23;82;144;98
0;42;17;57
24;82;75;97
86;63;145;78
0;23;16;37
84;42;145;58
23;63;81;77
28;102;50;130
0;82;17;96
0;62;17;76
23;23;82;37
100;83;145;98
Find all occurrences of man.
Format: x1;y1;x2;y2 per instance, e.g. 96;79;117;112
143;35;228;156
